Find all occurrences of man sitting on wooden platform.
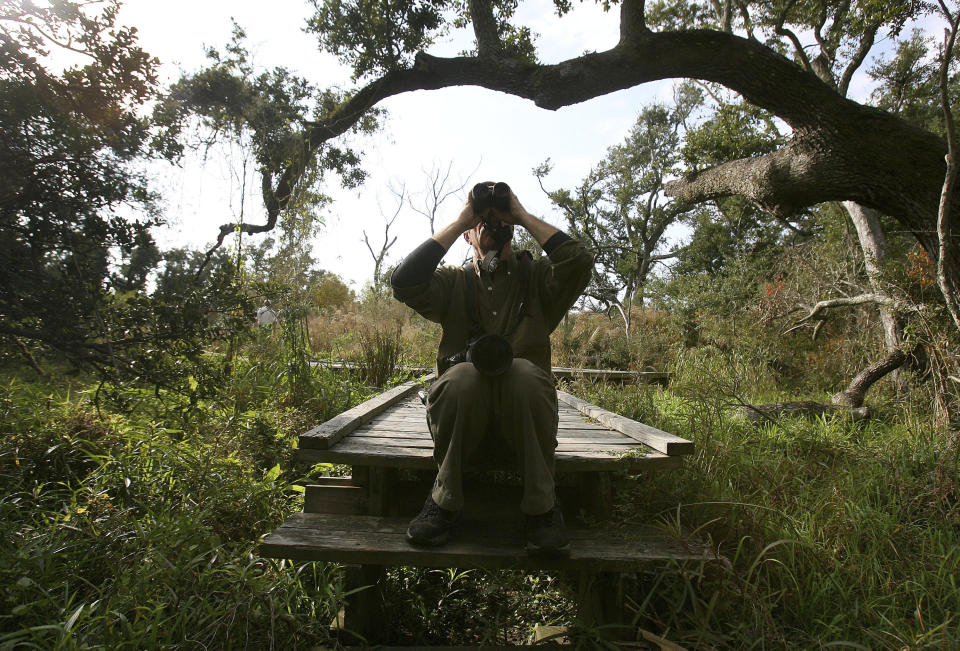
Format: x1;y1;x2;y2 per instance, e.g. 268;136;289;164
391;181;594;554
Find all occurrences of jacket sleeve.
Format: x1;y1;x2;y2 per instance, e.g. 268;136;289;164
392;264;460;323
535;235;595;331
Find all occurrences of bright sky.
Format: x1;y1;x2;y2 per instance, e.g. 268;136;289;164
116;1;938;290
118;0;670;289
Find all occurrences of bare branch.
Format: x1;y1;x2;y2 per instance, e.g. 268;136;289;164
772;1;814;74
407;160;477;235
783;293;901;335
838;22;879;97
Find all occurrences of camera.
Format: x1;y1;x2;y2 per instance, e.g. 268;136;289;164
446;333;513;376
471;182;513;243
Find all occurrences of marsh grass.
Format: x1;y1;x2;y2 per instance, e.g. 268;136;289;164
3;303;959;648
569;354;960;648
0;346;373;649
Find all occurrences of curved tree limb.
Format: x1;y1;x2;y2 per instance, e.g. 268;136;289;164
833;347;909;408
204;3;959;290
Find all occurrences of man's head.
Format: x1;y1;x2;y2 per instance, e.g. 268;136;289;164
463;181;514;257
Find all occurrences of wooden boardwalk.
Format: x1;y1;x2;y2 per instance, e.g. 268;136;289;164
262;512;713;571
296;377;691;473
261;373;701;641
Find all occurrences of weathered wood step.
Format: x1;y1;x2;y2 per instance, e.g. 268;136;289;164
260;512;715;572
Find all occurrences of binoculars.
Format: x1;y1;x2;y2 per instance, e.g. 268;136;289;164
471;182;513;246
471;182;511;215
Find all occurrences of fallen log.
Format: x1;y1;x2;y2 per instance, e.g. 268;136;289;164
741;401;871;424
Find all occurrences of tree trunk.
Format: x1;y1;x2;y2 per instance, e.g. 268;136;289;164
833;348;909;408
842;201;907;393
842;201;903;352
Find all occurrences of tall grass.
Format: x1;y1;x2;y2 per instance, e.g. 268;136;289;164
4;293;959;647
569;348;960;648
0;339;373;648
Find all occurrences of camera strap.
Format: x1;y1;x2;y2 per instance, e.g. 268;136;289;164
463;251;532;339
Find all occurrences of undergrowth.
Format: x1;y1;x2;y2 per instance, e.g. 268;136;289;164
3;311;959;648
569;349;960;649
0;332;383;649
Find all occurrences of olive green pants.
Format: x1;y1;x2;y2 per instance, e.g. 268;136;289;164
426;357;559;515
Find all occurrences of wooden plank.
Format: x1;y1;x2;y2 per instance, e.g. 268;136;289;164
360;419;609;432
556;391;694;456
349;431;640;446
310;360;668;385
260;512;714;571
299;373;436;450
297;446;681;472
304;484;367;514
333;435;643;454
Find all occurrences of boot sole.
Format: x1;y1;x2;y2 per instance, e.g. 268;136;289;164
405;527;452;547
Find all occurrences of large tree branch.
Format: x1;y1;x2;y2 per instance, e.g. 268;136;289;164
838;22;879;97
205;22;958;286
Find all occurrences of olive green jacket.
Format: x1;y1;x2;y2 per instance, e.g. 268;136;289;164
393;238;594;375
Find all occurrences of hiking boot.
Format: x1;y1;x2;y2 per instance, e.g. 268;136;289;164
406;495;461;546
525;504;570;555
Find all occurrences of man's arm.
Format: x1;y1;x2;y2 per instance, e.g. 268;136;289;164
392;200;479;289
495;191;559;247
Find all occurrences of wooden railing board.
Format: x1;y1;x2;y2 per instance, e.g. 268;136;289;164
299;373;435;450
556;391;694;456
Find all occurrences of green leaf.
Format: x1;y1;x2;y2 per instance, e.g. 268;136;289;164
265;463;282;481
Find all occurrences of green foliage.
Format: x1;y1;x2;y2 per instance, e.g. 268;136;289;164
868;28;960;137
0;326;379;647
565;351;960;647
306;0;538;80
0;0;165;367
311;271;356;311
156;22;374;192
306;0;452;79
537;83;702;317
681;97;783;170
383;567;573;644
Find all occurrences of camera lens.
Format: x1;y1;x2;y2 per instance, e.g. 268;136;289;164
467;334;513;376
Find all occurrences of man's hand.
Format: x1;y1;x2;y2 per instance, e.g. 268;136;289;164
490;189;531;228
454;196;482;232
432;196;481;250
493;188;559;247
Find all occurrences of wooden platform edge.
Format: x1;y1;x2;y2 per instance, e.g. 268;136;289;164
259;512;719;573
553;367;670;385
556;391;694;457
296;446;684;472
300;372;436;450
